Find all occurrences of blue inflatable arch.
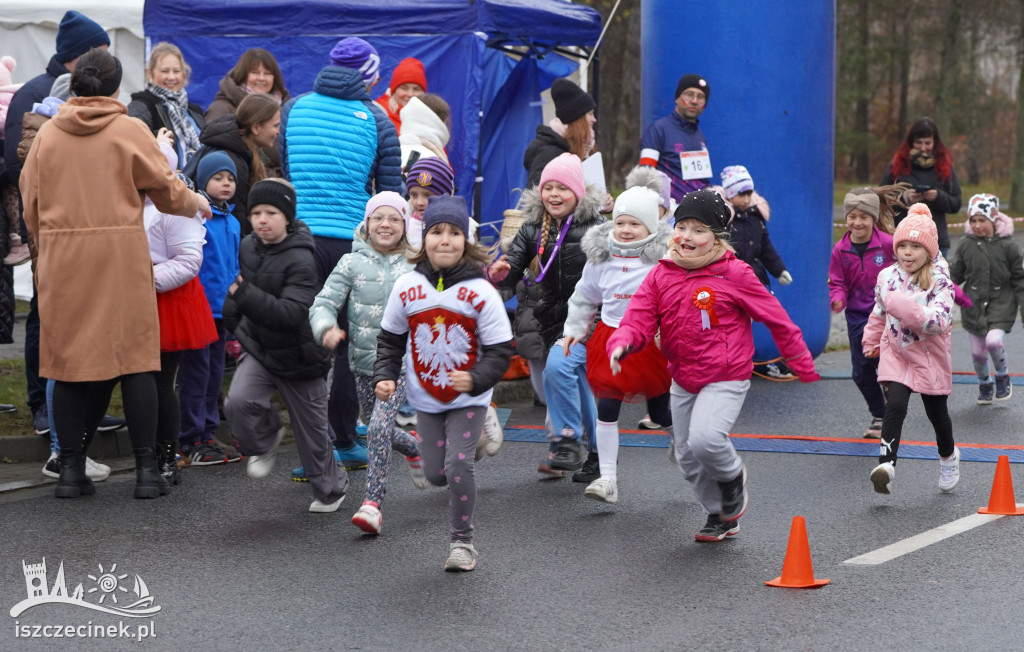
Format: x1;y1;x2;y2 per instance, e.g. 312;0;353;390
641;1;835;358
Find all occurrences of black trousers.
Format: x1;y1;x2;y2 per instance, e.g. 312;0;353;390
879;381;954;464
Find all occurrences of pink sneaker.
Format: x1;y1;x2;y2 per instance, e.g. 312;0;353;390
4;242;30;266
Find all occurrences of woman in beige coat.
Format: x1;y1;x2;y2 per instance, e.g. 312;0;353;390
20;48;211;500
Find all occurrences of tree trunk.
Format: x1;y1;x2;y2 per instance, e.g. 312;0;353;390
1010;1;1024;210
853;0;870;182
934;0;963;138
896;11;911;139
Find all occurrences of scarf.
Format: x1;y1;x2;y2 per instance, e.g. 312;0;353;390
669;239;731;270
241;86;283;106
147;82;201;165
910;148;934;170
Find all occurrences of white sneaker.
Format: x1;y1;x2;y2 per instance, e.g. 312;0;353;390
584;476;618;503
638;414;662;430
309;494;345;513
351;501;382;534
444;542;478;572
476;404;503;460
42;452;60;478
246;427;285;479
870;461;895;494
85;457;110;482
406;455;430;489
939;446;961;492
395;411;417;427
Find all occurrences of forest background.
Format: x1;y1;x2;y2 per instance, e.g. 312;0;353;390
581;0;1024;208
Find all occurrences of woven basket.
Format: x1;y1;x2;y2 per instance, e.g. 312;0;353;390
500;209;526;250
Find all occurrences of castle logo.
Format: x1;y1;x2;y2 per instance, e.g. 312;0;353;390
10;559;160;618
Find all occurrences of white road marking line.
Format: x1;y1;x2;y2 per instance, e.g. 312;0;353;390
842;510;1018;565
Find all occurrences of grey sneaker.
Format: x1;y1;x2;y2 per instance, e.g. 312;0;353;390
717;465;748;522
695;513;741;542
444;542;478;572
978;382;995;405
995;375;1012;401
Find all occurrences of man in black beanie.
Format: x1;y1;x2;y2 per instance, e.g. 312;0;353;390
639;73;712;204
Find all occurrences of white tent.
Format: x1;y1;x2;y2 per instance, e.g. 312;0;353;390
0;0;146;99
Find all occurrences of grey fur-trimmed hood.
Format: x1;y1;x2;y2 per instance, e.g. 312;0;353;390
516;181;607;228
580;220;673;265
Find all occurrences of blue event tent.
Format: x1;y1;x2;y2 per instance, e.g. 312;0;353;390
143;0;603;238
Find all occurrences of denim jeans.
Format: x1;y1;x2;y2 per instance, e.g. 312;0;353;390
542;340;596;445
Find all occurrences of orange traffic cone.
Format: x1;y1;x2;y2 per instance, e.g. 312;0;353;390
978;455;1024;515
765;516;830;588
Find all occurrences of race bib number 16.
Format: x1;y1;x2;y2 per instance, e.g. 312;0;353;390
680;150;712;181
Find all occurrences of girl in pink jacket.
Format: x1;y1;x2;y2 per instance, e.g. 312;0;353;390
863;204;959;495
608;189;819;543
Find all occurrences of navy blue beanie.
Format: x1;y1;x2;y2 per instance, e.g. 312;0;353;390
56;11;110;63
196;151;237;195
422;195;469;236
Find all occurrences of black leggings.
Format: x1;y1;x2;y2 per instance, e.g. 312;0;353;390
597;393;672;426
155;351;182;448
53;372;158;451
879;381;954;464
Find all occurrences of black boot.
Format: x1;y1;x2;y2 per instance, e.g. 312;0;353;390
572;450;600;483
55;448;96;498
134;448;171;499
157;440;181;486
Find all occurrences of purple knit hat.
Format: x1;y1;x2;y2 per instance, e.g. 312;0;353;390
329;38;380;86
406;157;455;197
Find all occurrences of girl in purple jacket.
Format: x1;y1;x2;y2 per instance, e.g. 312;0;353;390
608;189;819;543
827;186;902;438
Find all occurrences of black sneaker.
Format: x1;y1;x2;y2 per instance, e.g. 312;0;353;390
572;450;600;483
96;414;126;432
717;465;748;522
187;442;228;466
695;514;740;542
978;382;995;405
209;439;242;463
995;375;1012;401
550;437;583;471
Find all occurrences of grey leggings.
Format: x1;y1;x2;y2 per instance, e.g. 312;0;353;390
416;407;486;543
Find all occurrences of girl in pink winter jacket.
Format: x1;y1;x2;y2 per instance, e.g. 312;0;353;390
863;204;959;495
608;189;819;543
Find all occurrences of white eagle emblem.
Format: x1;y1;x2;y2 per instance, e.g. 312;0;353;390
413;315;473;389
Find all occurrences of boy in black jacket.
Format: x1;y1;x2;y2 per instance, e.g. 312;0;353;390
222;179;348;512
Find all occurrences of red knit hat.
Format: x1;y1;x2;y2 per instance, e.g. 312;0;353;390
389;57;427;93
893;203;939;260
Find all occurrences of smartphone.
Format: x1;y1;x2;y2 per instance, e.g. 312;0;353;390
913;184;932;193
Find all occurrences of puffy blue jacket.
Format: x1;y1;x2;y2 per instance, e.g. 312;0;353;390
199;200;240;318
280;66;402;241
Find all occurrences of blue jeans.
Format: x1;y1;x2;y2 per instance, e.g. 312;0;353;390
542;340;596;445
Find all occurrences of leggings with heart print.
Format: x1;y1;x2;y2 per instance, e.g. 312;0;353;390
416;407;486;543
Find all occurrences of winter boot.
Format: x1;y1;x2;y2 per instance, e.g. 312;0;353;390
134;448;171;499
157;440;181;486
55;448;96;498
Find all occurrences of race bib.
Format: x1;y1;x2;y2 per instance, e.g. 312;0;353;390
680;150;712;181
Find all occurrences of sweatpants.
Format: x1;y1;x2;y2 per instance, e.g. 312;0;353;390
353;373;420;507
669;379;748;514
224;354;348;504
416;408;487;542
878;381;954;465
968;329;1007;381
847;314;885;419
177;320;226;447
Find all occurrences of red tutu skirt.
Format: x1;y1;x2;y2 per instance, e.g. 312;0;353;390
586;321;671;403
157;276;218;352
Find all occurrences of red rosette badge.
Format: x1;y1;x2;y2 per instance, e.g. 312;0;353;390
692;286;719;330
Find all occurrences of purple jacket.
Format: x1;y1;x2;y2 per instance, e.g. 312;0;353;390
828;228;895;318
608;251;818;394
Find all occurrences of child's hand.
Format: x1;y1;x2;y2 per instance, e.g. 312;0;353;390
321;327;346;351
863;346;879;358
228;275;242;295
450;370;474;392
600;192;614;214
830;299;845;313
375;381;396;401
609;346;628;375
562;336;581;357
156;127;174;147
488;256;510;283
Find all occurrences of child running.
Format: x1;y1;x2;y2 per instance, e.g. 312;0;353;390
828;185;902;437
562;186;673;503
949;193;1024;404
223;179;349;512
374;196;513;571
608;189;819;542
309;191;428;535
863;204;959;494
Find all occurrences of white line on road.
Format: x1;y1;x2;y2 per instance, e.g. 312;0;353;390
842;510;1016;565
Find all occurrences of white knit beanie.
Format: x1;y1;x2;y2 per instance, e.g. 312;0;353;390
613;186;661;236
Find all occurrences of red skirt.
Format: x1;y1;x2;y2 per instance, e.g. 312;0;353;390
157;276;218;352
586;321;671;403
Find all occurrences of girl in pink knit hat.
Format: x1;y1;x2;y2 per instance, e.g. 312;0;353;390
862;203;960;495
